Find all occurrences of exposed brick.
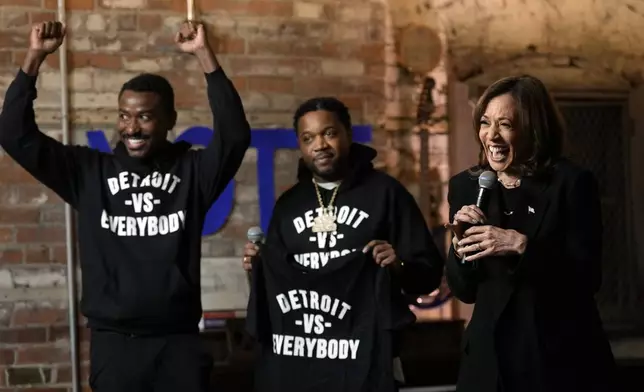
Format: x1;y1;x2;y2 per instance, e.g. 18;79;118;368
16;346;70;365
47;325;89;343
0;349;15;366
11;304;67;326
199;1;293;17
0;248;23;265
0;0;41;6
138;14;163;30
216;36;246;55
16;227;66;244
43;52;123;70
30;11;57;24
24;246;54;264
247;40;335;57
0;327;48;344
0;208;41;224
0;52;13;68
293;2;327;19
247;76;294;94
64;0;95;9
101;0;147;9
6;366;49;386
43;0;90;8
1;10;30;28
12;267;66;289
0;229;15;244
50;246;67;264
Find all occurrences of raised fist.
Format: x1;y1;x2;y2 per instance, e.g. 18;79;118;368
29;21;66;55
174;21;208;54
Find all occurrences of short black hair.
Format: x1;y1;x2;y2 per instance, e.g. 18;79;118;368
119;73;176;115
293;97;352;137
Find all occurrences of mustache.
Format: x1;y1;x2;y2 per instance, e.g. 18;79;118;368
121;132;151;139
313;151;334;160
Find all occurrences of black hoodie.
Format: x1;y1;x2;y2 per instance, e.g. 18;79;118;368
266;143;444;299
247;243;397;392
0;68;251;334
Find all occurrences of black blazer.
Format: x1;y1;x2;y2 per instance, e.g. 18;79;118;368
446;159;617;392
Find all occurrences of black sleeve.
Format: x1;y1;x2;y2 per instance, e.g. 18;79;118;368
195;68;251;207
387;182;445;296
245;202;284;341
0;69;93;207
444;176;481;304
512;170;603;293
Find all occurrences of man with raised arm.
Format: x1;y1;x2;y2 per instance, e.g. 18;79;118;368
0;21;251;392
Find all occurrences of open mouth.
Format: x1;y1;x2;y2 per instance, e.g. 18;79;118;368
487;145;509;162
123;135;150;151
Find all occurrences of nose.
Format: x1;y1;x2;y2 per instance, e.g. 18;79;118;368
123;118;140;134
486;123;501;141
312;135;329;151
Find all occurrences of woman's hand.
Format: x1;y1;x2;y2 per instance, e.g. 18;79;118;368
458;225;528;262
445;204;486;240
445;204;487;257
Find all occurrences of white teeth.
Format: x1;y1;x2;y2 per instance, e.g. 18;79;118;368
127;139;145;148
488;145;508;161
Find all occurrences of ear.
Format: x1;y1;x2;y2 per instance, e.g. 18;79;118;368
168;110;177;130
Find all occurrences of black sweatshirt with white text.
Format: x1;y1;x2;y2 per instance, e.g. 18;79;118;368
0;68;251;334
266;144;445;324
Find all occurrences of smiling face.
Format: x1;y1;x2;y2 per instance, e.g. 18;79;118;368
478;93;525;173
117;90;173;158
296;110;351;181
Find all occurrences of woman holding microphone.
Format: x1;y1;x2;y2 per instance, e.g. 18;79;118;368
445;75;617;392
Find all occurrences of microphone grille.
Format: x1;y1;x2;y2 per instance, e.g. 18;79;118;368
478;170;497;189
247;226;264;243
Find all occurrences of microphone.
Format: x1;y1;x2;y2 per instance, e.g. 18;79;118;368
245;227;264;282
247;226;264;245
476;170;497;211
460;171;497;264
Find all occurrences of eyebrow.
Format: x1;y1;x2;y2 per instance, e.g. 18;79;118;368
481;115;512;121
301;125;335;134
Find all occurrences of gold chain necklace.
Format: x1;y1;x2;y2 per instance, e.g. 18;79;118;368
498;177;521;188
311;179;340;233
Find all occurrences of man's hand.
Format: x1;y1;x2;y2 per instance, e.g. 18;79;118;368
22;21;65;75
174;21;218;73
30;21;65;54
362;240;398;267
175;21;208;54
242;241;260;272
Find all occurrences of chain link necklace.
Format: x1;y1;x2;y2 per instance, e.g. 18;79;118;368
498;177;521;188
311;179;340;233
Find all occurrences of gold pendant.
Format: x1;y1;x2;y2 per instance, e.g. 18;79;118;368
312;208;337;233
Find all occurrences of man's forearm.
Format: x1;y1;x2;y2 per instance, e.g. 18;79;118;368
21;50;47;76
195;47;219;74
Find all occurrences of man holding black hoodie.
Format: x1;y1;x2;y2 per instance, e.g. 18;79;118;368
242;97;444;391
0;21;250;392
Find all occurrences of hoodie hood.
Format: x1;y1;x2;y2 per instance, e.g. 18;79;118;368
296;143;377;190
113;140;192;172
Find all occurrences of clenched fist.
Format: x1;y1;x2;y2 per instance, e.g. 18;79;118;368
30;21;66;55
174;21;218;73
175;21;208;54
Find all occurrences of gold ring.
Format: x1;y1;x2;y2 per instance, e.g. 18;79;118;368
476;244;481;251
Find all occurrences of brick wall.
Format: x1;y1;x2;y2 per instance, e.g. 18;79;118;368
0;0;390;390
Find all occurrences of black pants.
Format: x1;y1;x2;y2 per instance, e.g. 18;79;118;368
89;329;214;392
